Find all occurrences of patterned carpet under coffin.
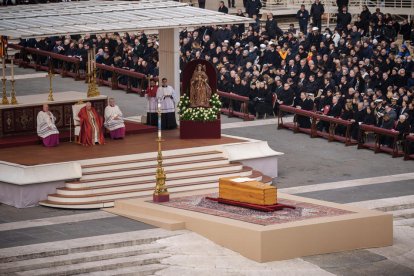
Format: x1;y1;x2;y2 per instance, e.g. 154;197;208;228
155;193;354;226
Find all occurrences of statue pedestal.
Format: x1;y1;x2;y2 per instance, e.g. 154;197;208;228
180;119;221;139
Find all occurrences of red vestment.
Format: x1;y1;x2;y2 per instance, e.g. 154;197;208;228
146;85;158;97
78;106;105;146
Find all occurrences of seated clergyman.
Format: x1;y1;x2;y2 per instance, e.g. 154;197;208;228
104;98;126;139
78;102;105;146
37;104;60;147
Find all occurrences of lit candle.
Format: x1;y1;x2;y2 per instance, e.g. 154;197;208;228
158;100;161;138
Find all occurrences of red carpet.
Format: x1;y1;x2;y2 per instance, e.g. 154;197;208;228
0;121;156;149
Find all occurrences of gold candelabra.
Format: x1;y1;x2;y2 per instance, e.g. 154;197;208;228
10;79;17;105
1;77;8;105
1;56;9;105
9;58;17;105
87;48;100;98
47;68;54;101
153;100;169;202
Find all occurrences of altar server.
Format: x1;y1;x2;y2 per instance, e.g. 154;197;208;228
145;79;158;126
156;78;177;130
104;98;126;139
37;104;60;147
78;102;105;146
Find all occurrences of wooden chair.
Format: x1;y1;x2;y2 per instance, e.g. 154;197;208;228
72;101;86;144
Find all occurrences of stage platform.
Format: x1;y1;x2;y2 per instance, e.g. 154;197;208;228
0;121;156;149
0;130;283;208
108;189;393;262
0;130;243;166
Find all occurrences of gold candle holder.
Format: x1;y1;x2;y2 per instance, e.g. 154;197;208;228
87;48;100;98
10;79;17;105
47;69;54;101
1;77;8;105
153;100;169;203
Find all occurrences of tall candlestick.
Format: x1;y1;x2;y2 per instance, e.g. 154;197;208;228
157;100;161;139
10;58;14;80
88;50;91;77
2;58;5;79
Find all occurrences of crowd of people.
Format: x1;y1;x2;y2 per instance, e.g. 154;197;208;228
18;1;414;146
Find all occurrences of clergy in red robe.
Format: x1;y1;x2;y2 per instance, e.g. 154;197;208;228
78;102;105;146
145;79;158;126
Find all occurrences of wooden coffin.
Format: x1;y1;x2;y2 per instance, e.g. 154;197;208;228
219;177;277;206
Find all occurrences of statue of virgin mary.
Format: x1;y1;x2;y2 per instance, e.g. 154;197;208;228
189;64;212;108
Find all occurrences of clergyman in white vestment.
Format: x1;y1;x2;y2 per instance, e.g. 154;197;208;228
104;98;126;139
37;104;60;147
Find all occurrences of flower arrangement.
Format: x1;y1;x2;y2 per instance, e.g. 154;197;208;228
178;94;221;122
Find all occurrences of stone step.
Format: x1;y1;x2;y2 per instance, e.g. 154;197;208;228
81;150;223;169
0;243;166;274
82;263;167;276
70;163;244;184
376;203;414;212
389;208;414;220
57;171;264;196
82;156;227;175
394;218;414;227
14;253;169;276
82;151;224;173
0;229;183;263
80;158;230;180
66;167;252;189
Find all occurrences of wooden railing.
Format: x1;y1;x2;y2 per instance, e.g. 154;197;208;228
404;135;414;161
217;90;255;121
9;43;155;96
9;44;82;80
277;105;357;146
314;113;357;146
358;124;404;158
95;63;151;96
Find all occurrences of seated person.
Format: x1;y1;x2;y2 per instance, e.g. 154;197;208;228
104;98;125;139
294;92;314;128
395;114;409;140
78;102;105;146
37;104;59;147
380;114;394;147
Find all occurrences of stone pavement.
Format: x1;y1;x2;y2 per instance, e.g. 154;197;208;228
0;67;413;275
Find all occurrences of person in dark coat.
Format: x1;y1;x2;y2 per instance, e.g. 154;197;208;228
295;92;314;128
359;5;371;33
218;1;229;14
336;102;354;136
336;0;348;11
297;5;310;34
246;0;262;18
198;0;205;9
395;114;409;140
352;102;366;139
399;19;412;42
363;106;377;125
310;0;325;31
336;6;352;31
265;13;282;40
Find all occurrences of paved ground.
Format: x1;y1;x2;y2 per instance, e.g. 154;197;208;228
0;68;413;275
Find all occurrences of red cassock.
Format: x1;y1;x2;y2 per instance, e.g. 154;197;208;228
146;85;158;97
78;106;105;146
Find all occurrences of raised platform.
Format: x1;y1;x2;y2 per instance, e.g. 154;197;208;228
0;131;283;208
0;121;156;149
108;189;393;262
